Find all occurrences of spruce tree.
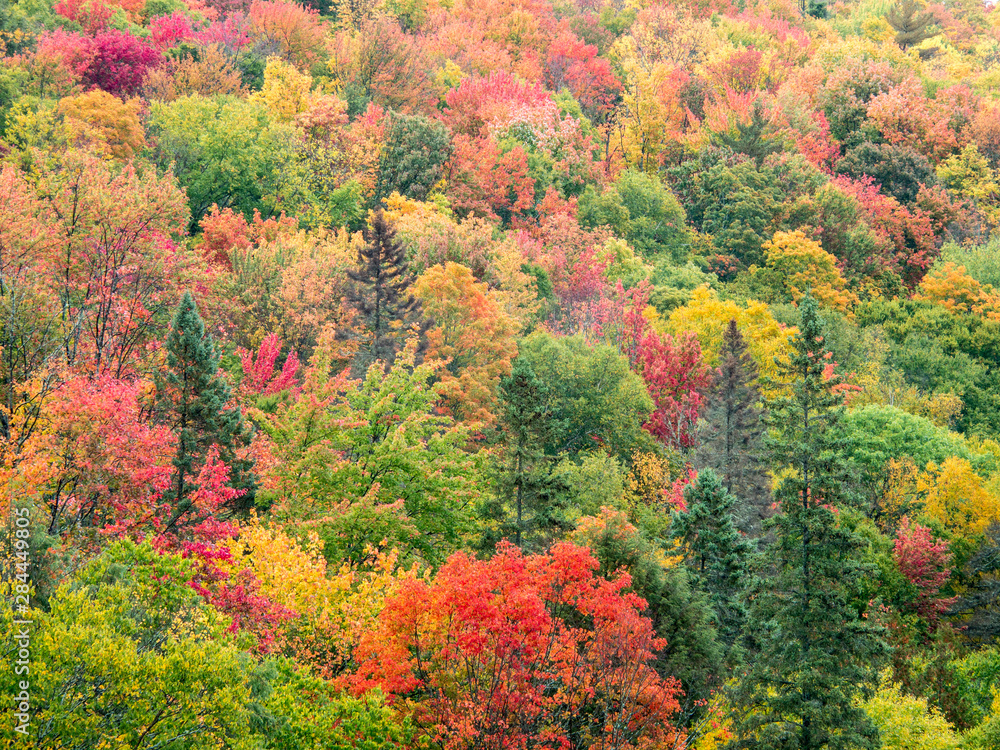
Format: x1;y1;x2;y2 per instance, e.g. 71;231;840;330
712;101;784;166
158;292;256;526
346;210;428;374
694;320;769;536
728;294;886;750
482;358;568;552
886;0;935;50
672;469;755;654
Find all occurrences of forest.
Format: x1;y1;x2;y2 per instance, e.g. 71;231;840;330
1;0;1000;746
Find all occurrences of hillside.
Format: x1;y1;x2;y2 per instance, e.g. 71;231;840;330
3;0;1000;747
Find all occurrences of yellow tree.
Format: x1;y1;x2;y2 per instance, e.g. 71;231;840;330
220;519;415;680
663;285;795;383
757;230;858;313
250;57;317;123
413;262;519;425
918;456;1000;539
56;90;145;159
937;144;1000;230
915;262;1000;320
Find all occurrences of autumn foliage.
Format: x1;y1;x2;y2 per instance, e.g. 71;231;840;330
6;0;1000;745
350;541;683;749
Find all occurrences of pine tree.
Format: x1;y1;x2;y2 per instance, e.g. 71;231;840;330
482;358;568;552
158;292;256;526
694;320;770;536
886;0;935;51
712;101;784;166
345;210;429;374
728;294;886;750
672;469;755;654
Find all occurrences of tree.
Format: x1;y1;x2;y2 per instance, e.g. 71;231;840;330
573;507;726;726
345;210;428;373
79;30;163;98
863;678;961;750
836;142;937;206
710;100;785;167
835;404;971;531
262;338;476;566
248;0;327;69
412;262;518;425
672;469;756;653
693;320;769;534
157;292;256;525
917;457;1000;540
518;332;655;461
665;287;795;384
755;230;858;313
639;329;711;451
482;357;567;552
147;94;300;230
578;169;691;261
56;90;145;159
374;111;451;203
349;541;684;750
893;517;955;628
729;294;886;750
886;0;936;51
954;522;1000;645
0;541;257;747
23;152;190;378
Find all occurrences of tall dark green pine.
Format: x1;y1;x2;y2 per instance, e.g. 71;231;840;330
694;320;770;536
482;358;568;552
728;294;886;750
886;0;935;50
672;469;755;655
158;292;256;527
346;210;429;375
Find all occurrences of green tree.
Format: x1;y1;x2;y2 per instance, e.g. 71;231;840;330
672;469;756;653
693;320;770;535
517;331;655;461
729;294;887;750
264;340;476;566
147;94;300;230
0;541;256;747
836;404;973;529
836;141;936;205
886;0;936;51
374;111;451;203
578;169;691;261
346;210;429;374
261;661;414;749
482;357;569;552
158;292;256;521
711;101;785;167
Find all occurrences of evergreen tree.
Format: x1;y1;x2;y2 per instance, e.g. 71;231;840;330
694;320;770;535
346;210;429;374
886;0;935;51
728;294;886;750
482;358;569;552
158;292;256;525
672;469;755;654
711;101;784;166
953;520;1000;645
577;509;725;725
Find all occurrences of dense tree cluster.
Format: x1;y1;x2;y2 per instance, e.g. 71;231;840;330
3;0;1000;747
